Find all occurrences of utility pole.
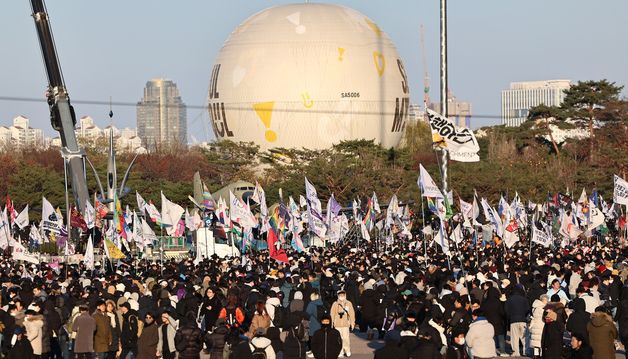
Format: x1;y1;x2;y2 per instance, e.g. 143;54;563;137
439;0;449;194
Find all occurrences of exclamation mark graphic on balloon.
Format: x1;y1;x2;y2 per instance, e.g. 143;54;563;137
253;101;277;143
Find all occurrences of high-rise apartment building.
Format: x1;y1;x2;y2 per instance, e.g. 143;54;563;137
137;79;187;149
0;116;44;149
501;80;571;127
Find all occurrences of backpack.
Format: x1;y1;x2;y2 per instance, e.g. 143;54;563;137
251;345;268;359
272;305;284;328
129;314;143;338
316;303;328;322
225;307;238;327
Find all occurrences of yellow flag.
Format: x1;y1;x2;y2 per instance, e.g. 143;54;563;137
105;239;125;259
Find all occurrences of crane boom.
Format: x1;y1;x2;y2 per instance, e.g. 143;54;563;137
30;0;89;212
420;24;430;106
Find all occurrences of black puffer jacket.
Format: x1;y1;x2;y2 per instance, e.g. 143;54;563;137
481;287;506;335
311;325;342;359
358;289;378;322
205;324;229;359
567;298;590;340
175;323;203;359
283;327;306;359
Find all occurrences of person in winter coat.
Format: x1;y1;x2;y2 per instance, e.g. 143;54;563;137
587;307;618;359
374;330;409;359
466;309;496;359
449;295;472;333
505;285;529;357
541;308;564;359
567;298;590;340
311;314;342;359
174;312;204;359
480;286;506;355
119;302;140;359
290;291;305;313
357;283;379;340
218;294;245;329
247;301;272;339
201;286;223;331
137;312;159;359
106;299;121;359
399;322;420;354
228;331;253;359
266;326;283;357
305;292;324;337
570;332;593;359
93;299;113;358
283;319;307;359
7;326;33;359
530;294;548;357
409;327;442;359
249;328;276;359
205;318;229;359
24;309;45;357
72;305;96;359
447;327;470;359
617;286;628;358
330;290;355;357
157;312;178;359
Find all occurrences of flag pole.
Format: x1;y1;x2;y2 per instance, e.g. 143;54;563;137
439;0;449;195
420;189;427;266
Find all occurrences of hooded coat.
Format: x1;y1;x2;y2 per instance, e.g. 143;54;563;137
481;287;506;335
24;314;44;355
587;311;617;359
567;298;590;339
529;299;546;349
72;311;96;354
137;320;159;359
541;311;564;359
157;314;178;356
311;325;342;359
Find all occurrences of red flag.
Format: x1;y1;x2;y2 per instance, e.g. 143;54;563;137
70;207;88;232
267;228;289;263
6;195;15;222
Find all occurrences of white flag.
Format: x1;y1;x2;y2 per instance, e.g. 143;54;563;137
426;108;480;162
614;175;628;206
360;221;371;241
161;192;185;235
15;205;29;230
459;199;473;221
141;219;157;245
417;164;444;198
229;191;257;228
84;236;95;270
502;224;519;249
84;200;95;229
251;181;268;218
136;192;147;212
12;241;39;264
434;221;450;255
452;224;464;244
532;226;552;247
587;207;605;231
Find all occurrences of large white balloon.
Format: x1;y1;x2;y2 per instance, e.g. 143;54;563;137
208;3;410;150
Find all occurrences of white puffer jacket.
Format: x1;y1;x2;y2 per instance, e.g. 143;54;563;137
529;299;545;348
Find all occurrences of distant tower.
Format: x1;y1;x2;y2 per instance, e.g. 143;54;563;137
136;79;187;150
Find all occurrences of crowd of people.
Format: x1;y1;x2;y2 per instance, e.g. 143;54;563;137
0;227;626;359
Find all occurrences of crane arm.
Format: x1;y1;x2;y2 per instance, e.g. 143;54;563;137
31;0;89;212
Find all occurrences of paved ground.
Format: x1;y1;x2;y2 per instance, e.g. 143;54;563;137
198;331;626;358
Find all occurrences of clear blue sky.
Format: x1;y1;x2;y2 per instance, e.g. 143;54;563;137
1;0;626;141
